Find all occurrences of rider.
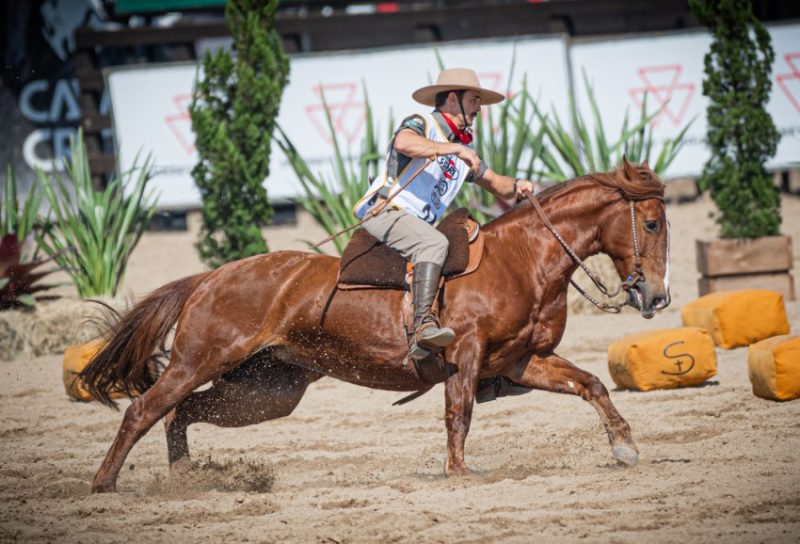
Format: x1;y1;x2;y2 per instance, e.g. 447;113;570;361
353;68;540;361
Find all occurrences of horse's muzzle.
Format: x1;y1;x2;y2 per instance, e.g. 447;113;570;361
628;280;670;319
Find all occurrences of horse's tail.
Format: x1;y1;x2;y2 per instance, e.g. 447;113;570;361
80;272;211;408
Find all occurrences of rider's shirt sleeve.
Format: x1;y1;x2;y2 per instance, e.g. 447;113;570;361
395;114;426;137
465;159;488;183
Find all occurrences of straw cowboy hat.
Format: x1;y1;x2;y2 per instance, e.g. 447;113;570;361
412;68;505;107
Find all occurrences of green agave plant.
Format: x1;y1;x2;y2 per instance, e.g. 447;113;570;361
36;129;158;298
529;70;692;181
276;83;389;255
2;163;44;262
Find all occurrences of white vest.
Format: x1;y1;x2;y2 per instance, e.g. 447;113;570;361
353;113;473;224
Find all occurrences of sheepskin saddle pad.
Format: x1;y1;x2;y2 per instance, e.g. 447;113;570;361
338;208;483;290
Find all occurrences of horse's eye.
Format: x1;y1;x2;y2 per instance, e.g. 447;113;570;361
644;220;660;233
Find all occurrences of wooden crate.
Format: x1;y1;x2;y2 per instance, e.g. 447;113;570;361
696;235;793;276
696;235;796;301
698;273;795;302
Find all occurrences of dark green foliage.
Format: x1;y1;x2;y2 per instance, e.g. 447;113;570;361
190;0;289;267
690;0;781;238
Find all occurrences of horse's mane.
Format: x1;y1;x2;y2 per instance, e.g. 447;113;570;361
589;161;665;201
486;161;664;228
535;161;664;203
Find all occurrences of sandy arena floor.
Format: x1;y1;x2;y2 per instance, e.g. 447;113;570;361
1;195;799;543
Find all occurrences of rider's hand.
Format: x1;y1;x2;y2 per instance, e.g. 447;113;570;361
514;178;542;199
455;145;482;176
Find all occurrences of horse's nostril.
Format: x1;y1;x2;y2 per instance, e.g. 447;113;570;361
653;296;668;309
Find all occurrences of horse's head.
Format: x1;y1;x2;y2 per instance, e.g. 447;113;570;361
596;159;671;319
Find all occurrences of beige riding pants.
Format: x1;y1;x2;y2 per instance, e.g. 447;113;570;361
362;207;449;267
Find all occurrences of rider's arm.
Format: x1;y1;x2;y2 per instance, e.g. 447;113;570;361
475;168;541;199
394;129;482;176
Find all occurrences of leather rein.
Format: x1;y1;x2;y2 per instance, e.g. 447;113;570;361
525;191;648;314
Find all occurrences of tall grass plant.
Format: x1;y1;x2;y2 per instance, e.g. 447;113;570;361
36;130;157;297
530;71;692;181
276;85;387;255
2;163;44;260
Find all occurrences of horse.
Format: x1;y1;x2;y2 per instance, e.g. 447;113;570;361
81;158;670;493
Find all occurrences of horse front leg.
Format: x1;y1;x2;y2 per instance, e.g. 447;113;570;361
443;337;484;476
507;353;639;466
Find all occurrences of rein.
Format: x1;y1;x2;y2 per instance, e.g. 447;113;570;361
525;192;644;314
312;157;435;249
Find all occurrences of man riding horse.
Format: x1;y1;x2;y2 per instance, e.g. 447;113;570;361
353;68;540;363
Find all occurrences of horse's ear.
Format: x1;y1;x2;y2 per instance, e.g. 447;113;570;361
642;159;650;170
621;155;640;181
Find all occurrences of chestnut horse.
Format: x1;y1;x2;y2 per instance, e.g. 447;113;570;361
82;159;670;493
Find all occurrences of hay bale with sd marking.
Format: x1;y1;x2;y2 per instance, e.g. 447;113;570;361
748;335;800;401
608;327;717;391
680;289;790;349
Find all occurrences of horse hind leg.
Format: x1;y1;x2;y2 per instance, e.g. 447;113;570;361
91;358;226;493
164;355;322;470
508;353;639;466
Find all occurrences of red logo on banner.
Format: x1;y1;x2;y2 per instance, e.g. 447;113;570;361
305;82;365;145
477;71;505;96
476;71;509;132
776;52;800;113
165;94;194;155
628;65;696;127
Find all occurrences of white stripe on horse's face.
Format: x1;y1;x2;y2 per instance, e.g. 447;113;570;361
664;217;671;293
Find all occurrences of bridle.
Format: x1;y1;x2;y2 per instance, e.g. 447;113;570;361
525;191;653;314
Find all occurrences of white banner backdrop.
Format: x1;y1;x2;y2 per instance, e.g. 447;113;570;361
570;23;800;178
109;24;800;209
107;35;570;209
771;24;800;169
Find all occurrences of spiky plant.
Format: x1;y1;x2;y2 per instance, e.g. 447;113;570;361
36;130;156;298
0;235;61;309
276;84;387;255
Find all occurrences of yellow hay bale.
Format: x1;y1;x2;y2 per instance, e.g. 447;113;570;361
608;327;717;391
680;290;790;349
62;339;121;402
748;335;800;401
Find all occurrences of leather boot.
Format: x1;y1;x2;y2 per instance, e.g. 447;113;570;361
409;262;455;360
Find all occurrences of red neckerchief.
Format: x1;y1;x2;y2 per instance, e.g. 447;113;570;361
441;113;473;145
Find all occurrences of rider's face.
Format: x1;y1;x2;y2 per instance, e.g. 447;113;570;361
449;90;482;128
459;90;482;127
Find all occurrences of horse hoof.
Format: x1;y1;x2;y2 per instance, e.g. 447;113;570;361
444;462;471;477
612;444;639;466
169;458;192;473
92;481;117;493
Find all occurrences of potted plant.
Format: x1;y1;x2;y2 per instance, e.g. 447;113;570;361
690;0;794;300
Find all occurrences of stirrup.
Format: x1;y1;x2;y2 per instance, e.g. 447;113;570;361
408;339;432;361
475;377;533;404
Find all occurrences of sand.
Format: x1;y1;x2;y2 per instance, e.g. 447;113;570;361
1;194;799;543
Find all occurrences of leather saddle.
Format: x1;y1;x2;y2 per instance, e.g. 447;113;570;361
337;208;484;290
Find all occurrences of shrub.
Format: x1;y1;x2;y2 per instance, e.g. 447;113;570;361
190;0;290;267
689;0;781;238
